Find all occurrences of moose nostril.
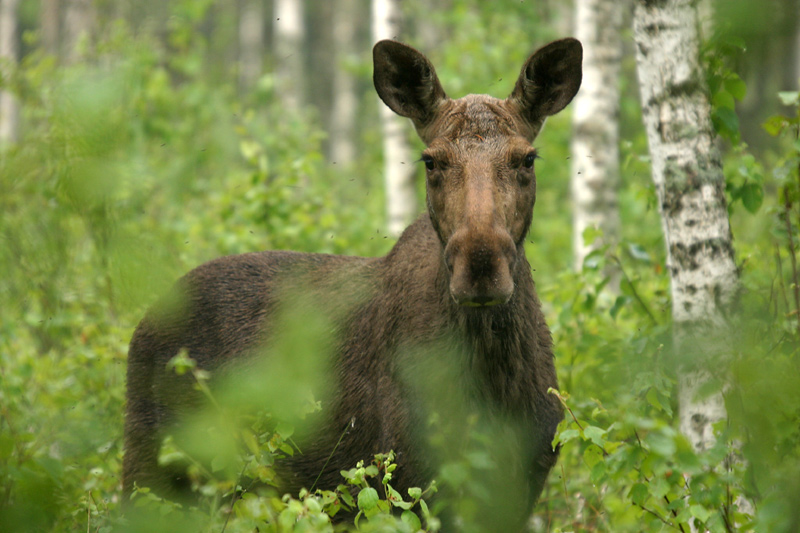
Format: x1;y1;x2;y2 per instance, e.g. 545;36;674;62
470;295;495;306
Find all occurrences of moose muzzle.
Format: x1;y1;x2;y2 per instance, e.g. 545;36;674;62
445;226;517;307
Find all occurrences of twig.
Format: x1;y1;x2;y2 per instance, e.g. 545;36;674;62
633;430;686;533
636;503;680;530
774;243;789;318
781;190;800;336
610;255;658;325
549;389;584;432
310;417;353;492
220;461;249;533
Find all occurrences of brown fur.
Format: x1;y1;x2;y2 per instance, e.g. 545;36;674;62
123;38;582;529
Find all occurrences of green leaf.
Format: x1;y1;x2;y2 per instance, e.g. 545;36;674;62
646;387;665;412
690;504;713;523
630;482;649;506
590;460;607;484
275;421;294;440
558;428;581;444
338;485;355;508
646;430;677;456
582;225;604;247
408;487;422;500
583;425;607;449
0;435;13;459
724;76;747;100
388;485;412;509
627;243;651;263
401;510;422;530
712;89;735;110
763;114;788;136
712;107;739;139
741;182;764;213
210;454;228;473
778;91;800;106
609;295;630;319
583;445;603;468
357;487;379;511
419;498;430;517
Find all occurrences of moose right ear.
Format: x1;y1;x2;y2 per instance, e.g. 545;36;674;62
373;40;447;131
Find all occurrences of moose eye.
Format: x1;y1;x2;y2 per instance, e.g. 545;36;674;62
523;152;538;169
421;155;435;171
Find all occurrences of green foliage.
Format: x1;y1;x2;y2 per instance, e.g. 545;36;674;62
2;1;800;532
120;349;438;533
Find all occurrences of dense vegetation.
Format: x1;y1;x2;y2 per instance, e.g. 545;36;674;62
1;1;799;531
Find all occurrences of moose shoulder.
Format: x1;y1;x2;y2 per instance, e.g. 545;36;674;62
123;38;582;529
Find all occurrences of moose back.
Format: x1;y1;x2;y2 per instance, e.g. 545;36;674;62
123;38;582;528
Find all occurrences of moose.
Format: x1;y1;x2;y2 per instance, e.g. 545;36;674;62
123;38;582;529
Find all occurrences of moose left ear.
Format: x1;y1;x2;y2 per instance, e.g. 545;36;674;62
508;38;583;135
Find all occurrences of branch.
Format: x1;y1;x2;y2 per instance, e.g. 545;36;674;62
610;255;658;325
781;191;800;337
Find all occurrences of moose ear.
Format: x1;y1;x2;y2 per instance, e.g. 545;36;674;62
508;38;582;135
373;40;447;131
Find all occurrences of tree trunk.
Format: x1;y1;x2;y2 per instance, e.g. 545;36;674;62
372;0;416;236
570;0;623;271
63;0;94;64
41;0;60;56
633;0;738;454
0;0;19;146
795;0;800;90
238;0;264;93
273;0;305;112
328;0;359;166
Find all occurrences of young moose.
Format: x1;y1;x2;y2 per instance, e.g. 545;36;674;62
123;39;582;528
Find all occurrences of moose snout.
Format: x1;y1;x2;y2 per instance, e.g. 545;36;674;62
445;228;517;307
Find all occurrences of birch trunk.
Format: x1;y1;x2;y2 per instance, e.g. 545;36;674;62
372;0;416;236
570;0;623;270
0;0;19;146
329;0;359;166
633;0;738;454
273;0;305;112
238;0;264;92
41;0;59;56
63;0;93;64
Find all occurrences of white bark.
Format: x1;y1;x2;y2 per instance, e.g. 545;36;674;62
41;0;59;56
0;0;19;146
273;0;305;112
633;0;738;453
571;0;623;270
63;0;93;64
239;0;264;92
372;0;416;236
697;0;714;43
329;0;358;166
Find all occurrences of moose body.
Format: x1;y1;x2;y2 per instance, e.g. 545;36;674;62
123;38;582;529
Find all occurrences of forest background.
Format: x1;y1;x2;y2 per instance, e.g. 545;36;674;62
1;0;800;531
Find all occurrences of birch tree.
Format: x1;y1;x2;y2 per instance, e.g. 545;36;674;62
372;0;416;236
273;0;305;112
0;0;19;146
63;0;93;64
570;0;623;270
238;0;264;92
633;0;738;454
329;0;359;166
40;0;59;56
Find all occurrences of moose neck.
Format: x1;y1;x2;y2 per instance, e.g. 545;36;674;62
435;236;543;409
